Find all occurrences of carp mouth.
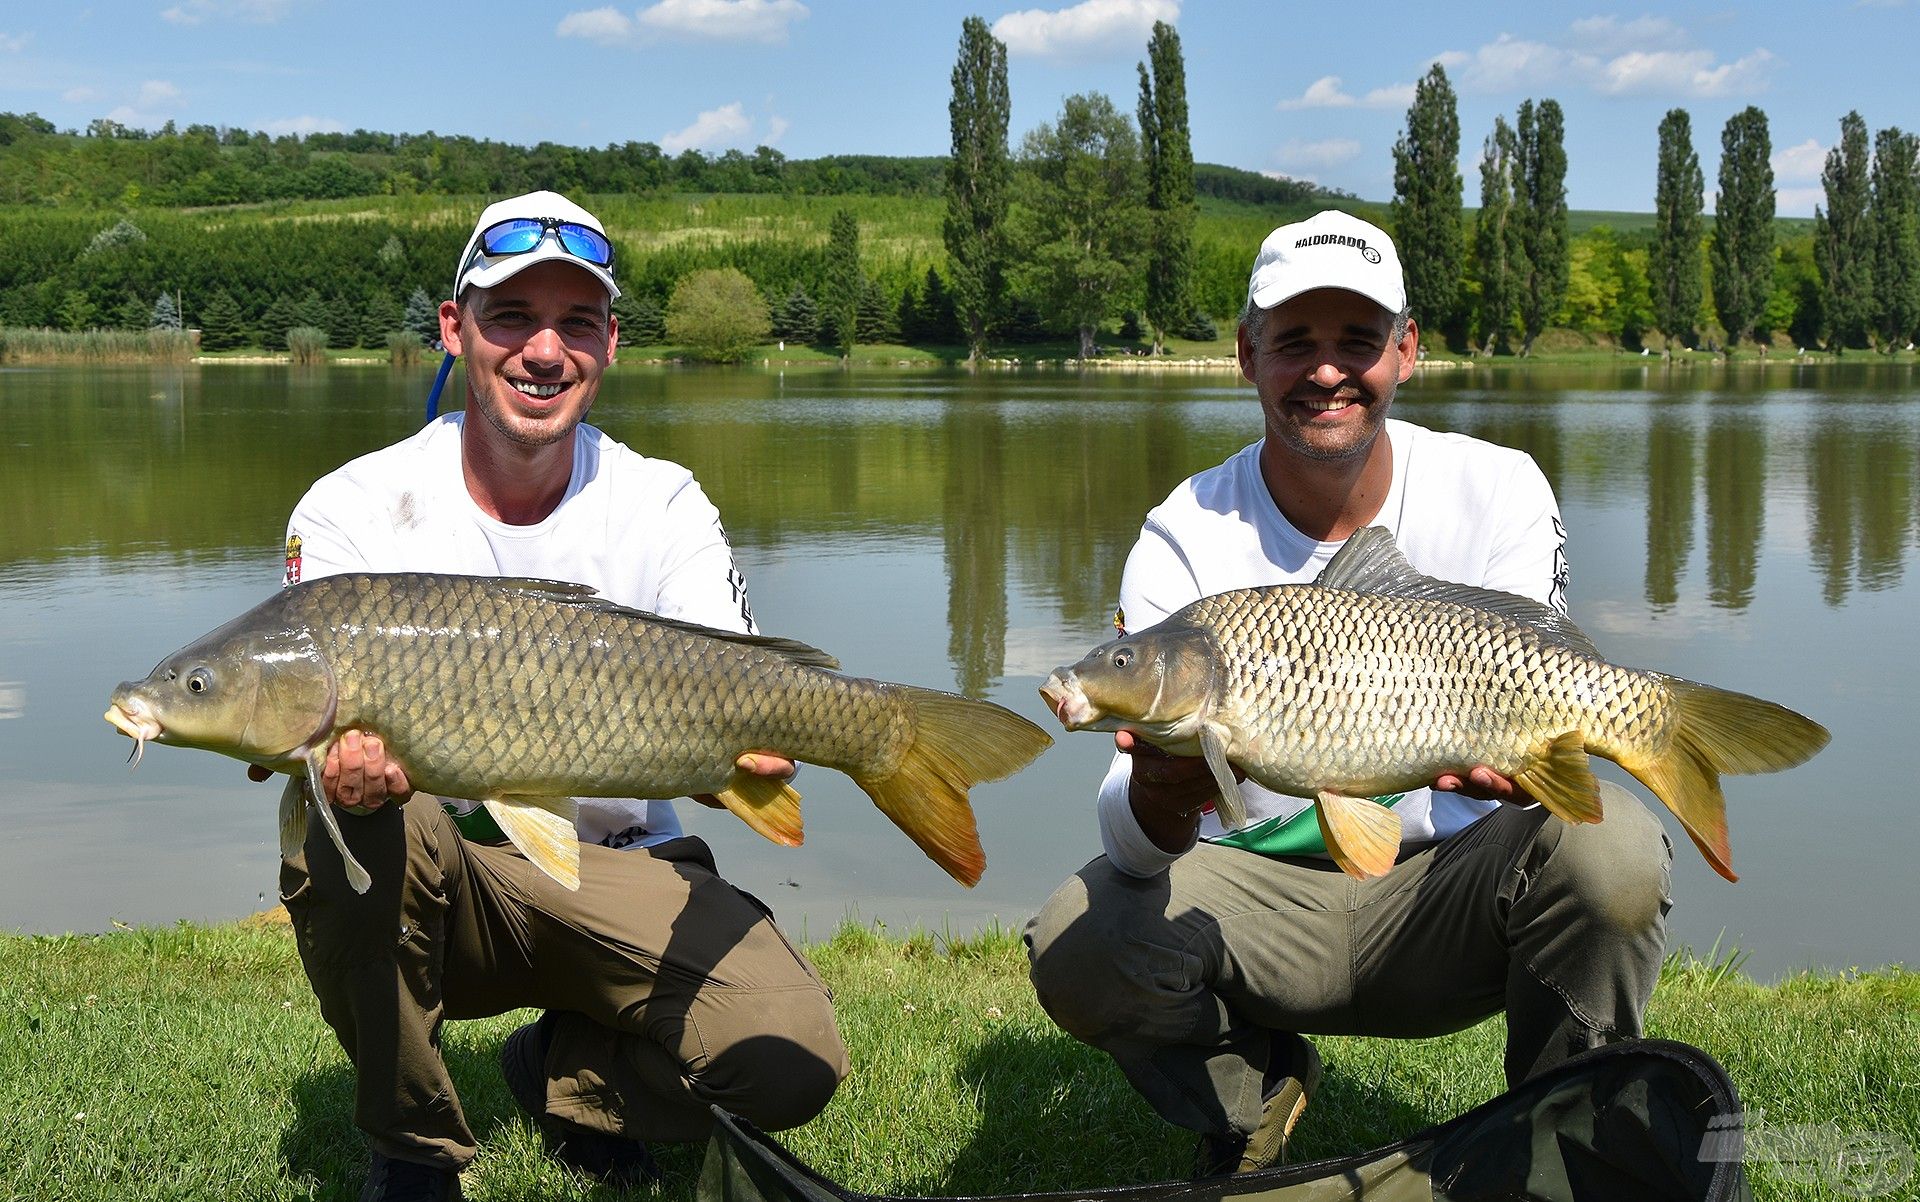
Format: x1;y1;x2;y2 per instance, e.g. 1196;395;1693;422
104;698;163;767
1039;672;1099;730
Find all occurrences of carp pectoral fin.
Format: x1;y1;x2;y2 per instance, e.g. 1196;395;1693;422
304;753;372;895
713;773;804;847
1199;722;1246;830
1314;792;1401;880
483;797;581;892
278;774;307;862
1513;731;1605;825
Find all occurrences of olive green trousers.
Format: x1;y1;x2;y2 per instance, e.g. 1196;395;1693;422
281;797;847;1170
1024;785;1672;1140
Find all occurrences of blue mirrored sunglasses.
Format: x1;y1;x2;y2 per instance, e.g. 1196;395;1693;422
474;217;614;268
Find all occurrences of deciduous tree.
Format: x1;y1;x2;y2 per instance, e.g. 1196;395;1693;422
1815;111;1874;353
1650;108;1705;351
1712;106;1775;354
1392;64;1463;345
1869;127;1920;352
1014;92;1149;359
944;17;1011;362
1137;19;1194;355
1472;116;1523;355
666;267;771;362
1515;99;1568;356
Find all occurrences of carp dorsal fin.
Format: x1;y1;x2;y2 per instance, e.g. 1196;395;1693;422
492;577;842;670
1314;527;1599;657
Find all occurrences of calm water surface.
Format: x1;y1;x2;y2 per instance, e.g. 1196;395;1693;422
2;360;1915;981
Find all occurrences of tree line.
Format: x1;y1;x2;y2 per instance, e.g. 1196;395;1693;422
1390;66;1920;355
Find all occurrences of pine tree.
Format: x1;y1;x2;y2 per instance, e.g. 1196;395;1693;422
896;279;923;343
1815;111;1874;353
821;209;862;353
1650;108;1705;351
1712;105;1775;354
402;287;440;347
614;294;668;346
109;293;151;331
150;291;182;330
1870;127;1920;351
359;290;402;348
1137;19;1194;355
259;295;297;350
198;288;247;351
1472;116;1523;355
918;266;958;344
772;285;818;344
856;277;898;344
1391;63;1463;343
1515;99;1569;356
944;16;1011;362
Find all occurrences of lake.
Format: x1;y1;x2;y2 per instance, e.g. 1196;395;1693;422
2;359;1914;982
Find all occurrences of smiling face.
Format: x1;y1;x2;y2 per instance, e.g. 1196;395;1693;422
441;258;619;451
1239;287;1416;466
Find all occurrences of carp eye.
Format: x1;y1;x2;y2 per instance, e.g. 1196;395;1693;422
186;669;212;694
1112;648;1134;669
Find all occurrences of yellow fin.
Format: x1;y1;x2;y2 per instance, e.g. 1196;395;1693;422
277;774;307;862
854;688;1053;888
1620;677;1829;884
1314;791;1401;880
1199;722;1247;830
483;797;581;892
713;772;805;847
1513;731;1604;825
305;751;371;895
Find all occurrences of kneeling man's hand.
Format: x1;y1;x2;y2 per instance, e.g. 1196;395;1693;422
1434;765;1530;805
692;752;798;809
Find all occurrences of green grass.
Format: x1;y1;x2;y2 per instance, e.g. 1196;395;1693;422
0;326;197;363
0;919;1912;1201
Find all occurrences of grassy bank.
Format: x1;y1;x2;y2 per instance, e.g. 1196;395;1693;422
0;919;1912;1201
0;326;197;364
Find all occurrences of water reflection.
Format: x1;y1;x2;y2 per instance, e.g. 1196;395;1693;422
4;361;1918;977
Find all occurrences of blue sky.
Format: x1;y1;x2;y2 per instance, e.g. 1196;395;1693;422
2;0;1914;217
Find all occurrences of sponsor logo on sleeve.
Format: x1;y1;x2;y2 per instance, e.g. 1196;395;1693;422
283;534;303;587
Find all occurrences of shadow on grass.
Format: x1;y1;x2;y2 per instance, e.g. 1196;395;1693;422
914;1028;1449;1198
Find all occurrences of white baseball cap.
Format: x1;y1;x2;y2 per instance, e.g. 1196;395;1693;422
1245;210;1404;315
454;190;620;300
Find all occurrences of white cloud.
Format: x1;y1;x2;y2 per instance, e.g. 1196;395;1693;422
992;0;1178;62
661;101;753;153
1439;23;1773;99
765;114;790;144
135;80;181;107
0;31;30;52
1276;75;1413;111
559;0;808;45
1772;138;1828;183
63;86;100;104
556;6;634;43
261;115;344;137
1774;186;1825;219
161;0;294;24
1276;138;1362;170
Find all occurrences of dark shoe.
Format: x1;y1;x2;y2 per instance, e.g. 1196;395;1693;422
1193;1033;1324;1178
358;1151;462;1202
500;1013;662;1187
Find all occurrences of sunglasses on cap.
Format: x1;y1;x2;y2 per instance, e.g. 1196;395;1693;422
469;216;614;269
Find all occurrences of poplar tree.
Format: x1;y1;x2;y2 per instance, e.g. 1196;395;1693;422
1472;116;1523;355
944;16;1011;363
1815;111;1874;352
1391;63;1463;343
1870;127;1920;351
1711;106;1775;354
822;208;862;354
1137;19;1194;355
1650;108;1705;351
1514;99;1568;355
1015;92;1149;359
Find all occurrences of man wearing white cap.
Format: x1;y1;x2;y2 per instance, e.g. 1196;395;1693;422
1026;210;1671;1176
269;191;847;1201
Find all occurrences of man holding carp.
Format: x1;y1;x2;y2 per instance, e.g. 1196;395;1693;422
271;191;848;1201
1025;211;1678;1177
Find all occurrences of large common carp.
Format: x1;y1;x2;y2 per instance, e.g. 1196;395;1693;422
1040;527;1827;882
106;573;1051;893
